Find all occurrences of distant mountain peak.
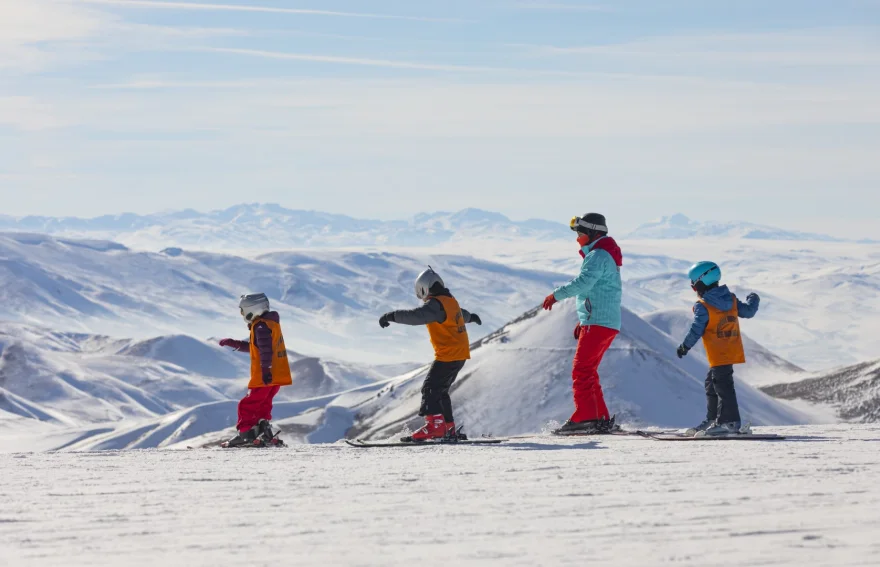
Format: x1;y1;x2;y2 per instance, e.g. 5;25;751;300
627;214;841;242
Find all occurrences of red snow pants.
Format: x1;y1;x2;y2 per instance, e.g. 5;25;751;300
236;385;280;432
570;325;618;422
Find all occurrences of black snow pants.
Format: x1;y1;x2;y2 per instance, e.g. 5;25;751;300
419;360;466;423
705;364;741;424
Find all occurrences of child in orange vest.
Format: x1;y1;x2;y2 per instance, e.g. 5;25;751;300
379;268;482;442
676;261;760;437
218;293;292;447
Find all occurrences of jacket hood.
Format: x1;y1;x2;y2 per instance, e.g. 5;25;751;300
250;311;280;327
588;236;623;267
701;285;734;311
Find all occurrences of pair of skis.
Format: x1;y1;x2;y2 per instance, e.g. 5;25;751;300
347;430;785;447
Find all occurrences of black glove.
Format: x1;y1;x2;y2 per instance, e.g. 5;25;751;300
469;313;482;325
379;312;395;328
747;292;759;303
676;344;689;359
573;324;582;340
262;368;273;385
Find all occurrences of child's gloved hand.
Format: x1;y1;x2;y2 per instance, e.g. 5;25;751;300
469;314;482;325
379;312;395;328
262;369;273;385
747;292;760;303
676;344;689;359
542;294;557;310
219;338;236;349
573;324;582;340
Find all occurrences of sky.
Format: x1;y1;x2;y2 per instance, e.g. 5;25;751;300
0;0;879;238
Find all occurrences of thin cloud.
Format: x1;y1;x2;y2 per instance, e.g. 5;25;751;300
79;0;465;22
515;2;610;12
201;47;507;73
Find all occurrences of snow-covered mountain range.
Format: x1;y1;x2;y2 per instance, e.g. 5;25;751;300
0;205;569;250
626;213;843;241
0;205;861;252
0;231;570;364
0;321;405;433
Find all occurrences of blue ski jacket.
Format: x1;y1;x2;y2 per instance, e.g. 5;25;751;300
552;236;623;331
682;285;760;349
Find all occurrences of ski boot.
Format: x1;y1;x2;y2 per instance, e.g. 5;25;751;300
685;419;716;437
258;419;285;447
697;421;750;437
400;414;446;443
553;419;602;436
221;427;260;448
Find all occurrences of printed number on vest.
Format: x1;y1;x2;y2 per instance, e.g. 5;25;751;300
455;311;466;334
275;335;287;358
715;315;740;339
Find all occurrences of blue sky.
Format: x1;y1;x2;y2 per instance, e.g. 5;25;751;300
1;0;879;237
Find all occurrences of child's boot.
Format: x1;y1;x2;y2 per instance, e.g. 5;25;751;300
406;414;446;442
685;418;716;437
697;421;744;437
221;427;259;448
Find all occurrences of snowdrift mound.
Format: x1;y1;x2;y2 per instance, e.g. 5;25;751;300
351;300;814;440
761;359;880;422
644;309;804;385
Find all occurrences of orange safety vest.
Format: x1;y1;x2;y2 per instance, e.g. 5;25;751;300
426;295;471;362
699;295;746;368
248;316;293;389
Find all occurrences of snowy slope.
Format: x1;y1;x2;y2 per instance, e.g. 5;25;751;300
0;204;568;250
0;231;569;364
351;299;812;441
761;359;880;422
627;213;841;241
643;308;804;386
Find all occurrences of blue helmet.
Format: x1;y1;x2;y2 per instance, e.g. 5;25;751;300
688;261;721;287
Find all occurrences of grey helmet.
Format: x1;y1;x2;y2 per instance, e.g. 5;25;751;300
239;293;270;324
414;267;444;301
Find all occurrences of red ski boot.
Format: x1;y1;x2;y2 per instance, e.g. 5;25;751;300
403;414;446;443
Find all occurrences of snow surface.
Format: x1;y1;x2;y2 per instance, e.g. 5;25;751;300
1;424;878;567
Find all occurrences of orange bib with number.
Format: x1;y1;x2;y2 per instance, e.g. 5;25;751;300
699;295;746;367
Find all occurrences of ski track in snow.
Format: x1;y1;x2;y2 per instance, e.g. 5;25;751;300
1;424;878;567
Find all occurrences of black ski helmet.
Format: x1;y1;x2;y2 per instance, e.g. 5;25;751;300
570;213;608;235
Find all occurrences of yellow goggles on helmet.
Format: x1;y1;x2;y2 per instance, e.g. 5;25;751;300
570;215;608;233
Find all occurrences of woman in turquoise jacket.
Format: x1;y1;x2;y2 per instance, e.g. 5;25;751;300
542;213;623;434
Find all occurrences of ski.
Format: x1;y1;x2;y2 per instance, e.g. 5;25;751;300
643;433;786;441
345;438;503;448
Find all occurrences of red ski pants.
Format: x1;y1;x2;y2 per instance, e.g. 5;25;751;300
236;385;280;432
570;325;618;422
